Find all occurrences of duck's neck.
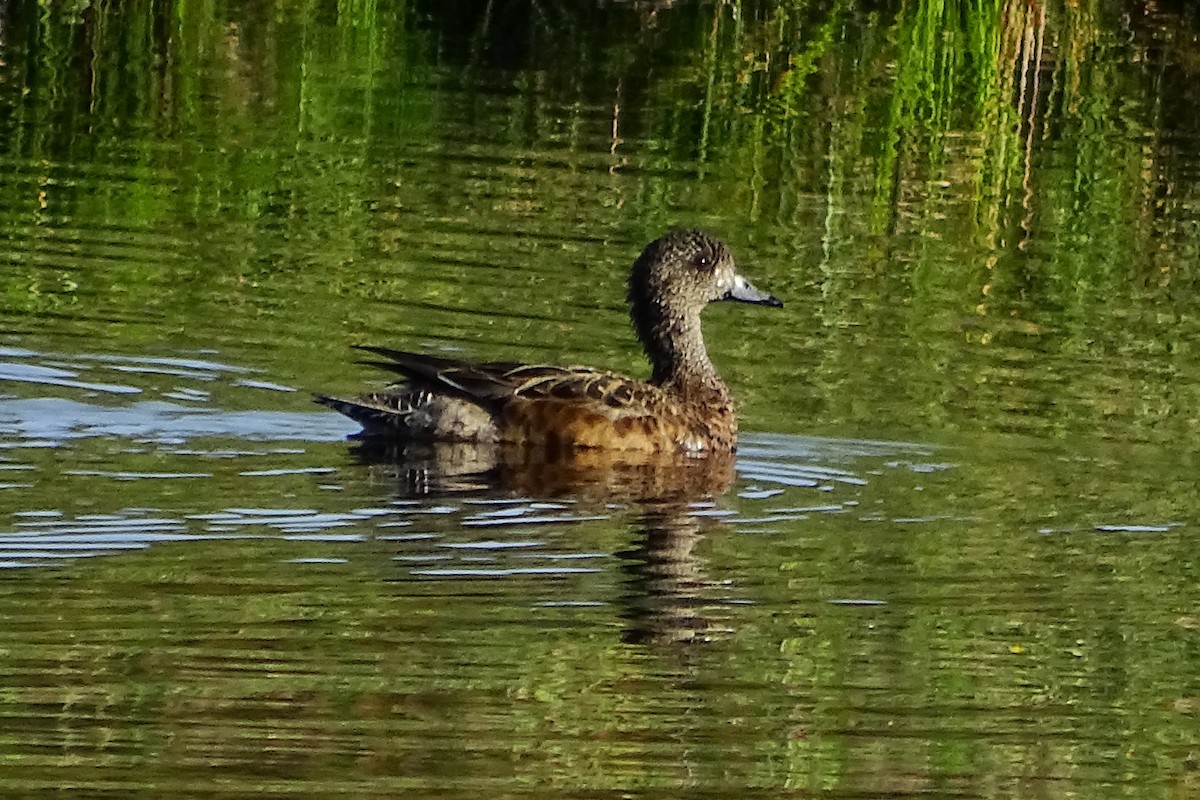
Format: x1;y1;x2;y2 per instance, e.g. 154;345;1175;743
633;302;729;399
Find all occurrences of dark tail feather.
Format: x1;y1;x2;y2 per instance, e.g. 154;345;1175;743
313;393;413;435
351;346;467;383
350;346;521;404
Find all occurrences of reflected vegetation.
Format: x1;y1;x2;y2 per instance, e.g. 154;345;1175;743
2;0;1200;798
2;0;1198;443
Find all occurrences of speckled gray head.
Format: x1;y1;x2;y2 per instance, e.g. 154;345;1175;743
628;228;783;313
627;229;782;387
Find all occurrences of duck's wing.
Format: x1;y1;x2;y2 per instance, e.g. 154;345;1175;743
353;345;528;403
502;365;662;418
355;345;660;418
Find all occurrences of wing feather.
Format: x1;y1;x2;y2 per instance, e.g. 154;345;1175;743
352;346;663;420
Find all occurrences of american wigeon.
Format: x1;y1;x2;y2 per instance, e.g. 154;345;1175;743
315;229;781;453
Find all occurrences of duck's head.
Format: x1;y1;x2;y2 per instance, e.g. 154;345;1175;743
627;229;782;386
628;228;782;320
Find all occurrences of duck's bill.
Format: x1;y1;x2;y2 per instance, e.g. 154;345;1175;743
726;274;783;307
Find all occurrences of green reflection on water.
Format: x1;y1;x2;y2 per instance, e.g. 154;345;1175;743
2;0;1197;443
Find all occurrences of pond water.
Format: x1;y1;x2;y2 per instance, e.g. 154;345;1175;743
3;1;1200;797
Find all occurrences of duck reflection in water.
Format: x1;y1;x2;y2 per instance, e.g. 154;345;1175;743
317;229;781;643
353;438;738;645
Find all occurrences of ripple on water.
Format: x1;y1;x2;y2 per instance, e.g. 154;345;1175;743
0;360;143;395
0;397;352;443
0;512;230;567
0;347;358;444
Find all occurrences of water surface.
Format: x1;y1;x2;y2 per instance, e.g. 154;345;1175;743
2;1;1200;797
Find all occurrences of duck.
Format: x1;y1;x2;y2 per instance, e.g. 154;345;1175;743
314;229;782;454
